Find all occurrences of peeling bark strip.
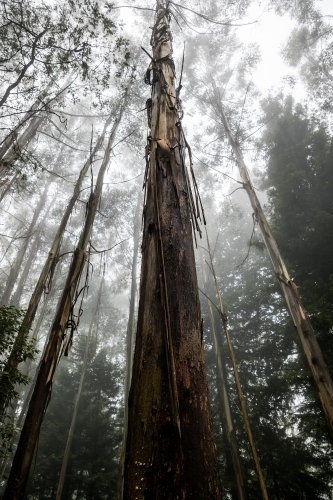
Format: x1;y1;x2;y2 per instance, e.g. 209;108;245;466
3;103;125;500
124;3;222;499
213;84;333;437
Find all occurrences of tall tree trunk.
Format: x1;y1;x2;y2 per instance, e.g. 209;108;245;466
123;3;222;498
3;100;125;500
117;193;141;500
0;111;115;416
55;274;104;500
213;83;333;437
202;259;247;500
11;197;54;307
0;185;48;307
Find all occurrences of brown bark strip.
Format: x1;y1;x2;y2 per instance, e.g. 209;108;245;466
124;3;222;498
213;82;333;438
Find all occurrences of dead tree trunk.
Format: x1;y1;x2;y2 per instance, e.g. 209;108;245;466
213;83;333;437
0;112;115;417
202;260;247;500
3;101;125;500
0;185;48;307
123;3;222;498
55;274;104;500
117;193;141;500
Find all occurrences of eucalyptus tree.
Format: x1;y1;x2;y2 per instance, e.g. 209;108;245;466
123;2;222;498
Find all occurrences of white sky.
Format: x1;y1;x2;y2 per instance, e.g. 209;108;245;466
236;0;333;96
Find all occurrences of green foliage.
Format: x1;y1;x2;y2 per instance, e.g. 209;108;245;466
0;306;36;458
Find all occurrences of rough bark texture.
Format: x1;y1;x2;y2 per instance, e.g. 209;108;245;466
123;4;222;499
213;83;333;437
3;105;124;500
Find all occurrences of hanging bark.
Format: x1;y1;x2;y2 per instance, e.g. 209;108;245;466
213;83;333;437
117;192;141;500
3;100;125;500
0;184;48;307
55;273;104;500
123;3;222;498
0;112;115;417
202;257;247;500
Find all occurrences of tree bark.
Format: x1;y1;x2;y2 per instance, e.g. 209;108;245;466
55;274;104;500
123;3;222;498
2;101;125;500
213;83;333;437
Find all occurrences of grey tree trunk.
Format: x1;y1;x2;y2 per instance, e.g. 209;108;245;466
0;82;52;161
0;111;115;417
0;115;45;178
202;259;247;500
117;192;141;500
3;99;126;500
205;225;269;500
55;274;104;500
213;83;333;437
0;78;73;178
11;197;54;307
0;185;48;307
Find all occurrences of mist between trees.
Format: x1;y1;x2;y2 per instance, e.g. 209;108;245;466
0;0;333;499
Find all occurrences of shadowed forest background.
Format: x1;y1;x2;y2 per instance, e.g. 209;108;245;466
0;0;333;498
